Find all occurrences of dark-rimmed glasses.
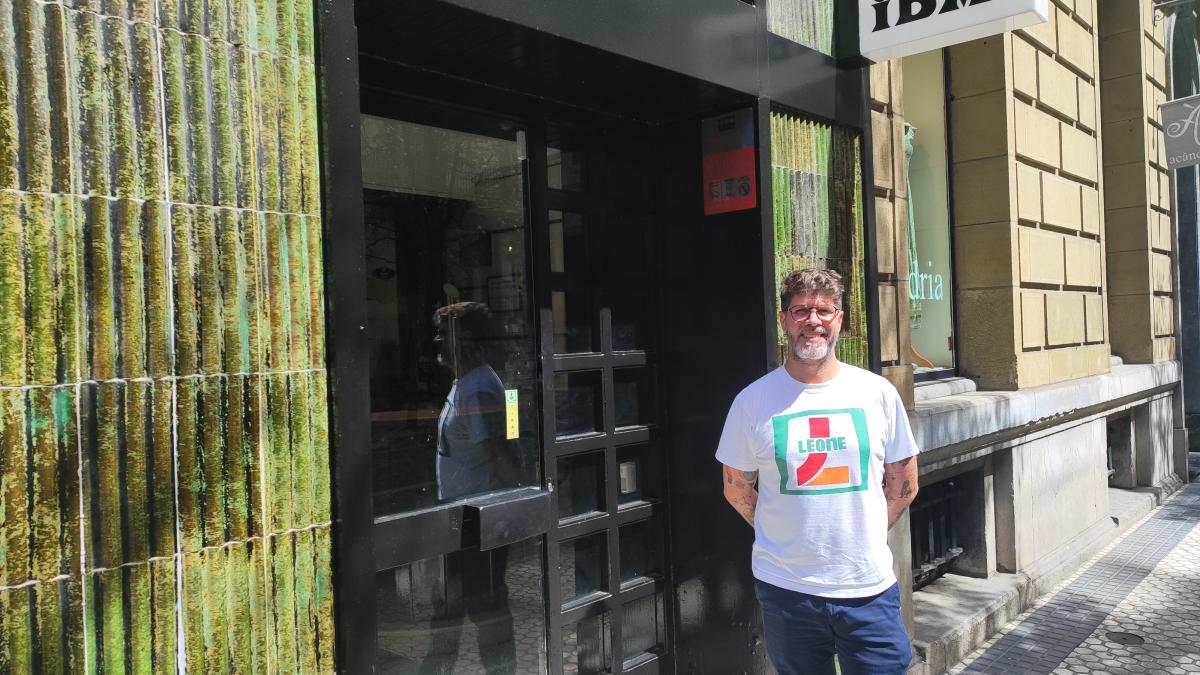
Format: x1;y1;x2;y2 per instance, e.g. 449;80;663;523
785;304;840;322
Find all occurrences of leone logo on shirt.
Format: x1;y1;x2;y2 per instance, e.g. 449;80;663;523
771;408;871;495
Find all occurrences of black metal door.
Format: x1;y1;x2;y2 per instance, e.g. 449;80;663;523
532;122;673;675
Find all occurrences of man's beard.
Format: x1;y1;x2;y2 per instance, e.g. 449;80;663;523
791;328;839;362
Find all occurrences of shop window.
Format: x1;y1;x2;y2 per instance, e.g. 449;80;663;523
901;51;957;378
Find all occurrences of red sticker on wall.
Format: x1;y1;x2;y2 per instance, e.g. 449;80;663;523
702;109;757;215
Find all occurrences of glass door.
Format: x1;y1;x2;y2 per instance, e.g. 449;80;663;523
361;105;550;675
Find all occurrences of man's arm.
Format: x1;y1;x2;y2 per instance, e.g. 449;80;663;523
883;456;918;528
723;465;759;527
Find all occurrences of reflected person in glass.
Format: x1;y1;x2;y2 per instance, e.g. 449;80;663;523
423;301;518;675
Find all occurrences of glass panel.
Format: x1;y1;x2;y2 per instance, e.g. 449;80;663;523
375;538;548;674
557;452;606;521
560;532;609;606
556;371;603;438
360;114;540;516
619;521;661;583
610;292;651;352
614;368;653;429
547;124;584;191
553;291;597;354
563;611;612;675
901;51;956;375
616;444;656;506
621;592;665;662
549;210;588;275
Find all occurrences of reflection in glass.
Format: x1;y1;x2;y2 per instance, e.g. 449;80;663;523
619;521;660;583
901;51;956;375
376;539;548;674
552;291;596;354
563;612;611;675
557;453;605;521
555;371;603;438
548;211;588;274
560;533;608;606
622;593;665;662
361;115;540;516
547;125;584;191
610;292;650;352
614;368;652;429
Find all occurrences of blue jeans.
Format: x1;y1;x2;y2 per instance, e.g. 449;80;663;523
755;580;911;675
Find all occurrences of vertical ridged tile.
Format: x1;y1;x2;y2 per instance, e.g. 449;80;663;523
33;581;65;674
243;210;265;370
0;587;33;673
81;573;98;673
70;9;110;196
285;214;309;369
297;69;319;214
54;196;83;384
1;388;30;586
149;380;175;557
0;0;19;190
185;33;213;204
250;0;277;53
269;534;297;673
293;529;317;673
263;212;290;371
206;547;230;674
196;208;223;373
16;0;53;192
264;373;291;532
273;0;294;57
96;568;127;675
277;57;300;214
288;374;311;526
144;201;172;377
181;553;204;672
175;377;203;552
310;371;329;522
200;376;227;548
116;199;148;378
45;3;73;194
173;205;199;376
252;52;280;211
127;563;153;675
150;559;177;673
106;18;139;199
86;198;117;380
26;195;56;383
249;538;271;671
211;45;237;207
314;526;334;671
226;542;252;669
218;209;248;372
29;387;76;580
132;21;164;199
122;382;151;562
225;375;259;540
162;30;188;202
83;382;124;568
0;193;25;385
232;48;258;209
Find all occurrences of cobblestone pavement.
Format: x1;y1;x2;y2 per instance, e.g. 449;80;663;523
952;468;1200;674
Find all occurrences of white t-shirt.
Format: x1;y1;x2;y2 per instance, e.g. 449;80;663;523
715;364;919;598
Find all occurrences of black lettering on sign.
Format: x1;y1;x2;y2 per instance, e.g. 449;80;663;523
873;0;995;31
897;0;936;26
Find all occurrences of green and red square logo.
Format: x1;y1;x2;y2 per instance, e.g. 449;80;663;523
771;408;871;495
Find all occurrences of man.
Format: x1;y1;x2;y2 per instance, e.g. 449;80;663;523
716;269;920;675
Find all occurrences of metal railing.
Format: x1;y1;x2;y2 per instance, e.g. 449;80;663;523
910;478;964;590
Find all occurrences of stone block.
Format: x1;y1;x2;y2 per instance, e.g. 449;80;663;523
1012;35;1039;100
1075;0;1094;29
953;91;1011;162
957;287;1019;390
891;60;906;116
1103;161;1151;210
1108;293;1153;363
1098;0;1140;38
1100;74;1144;124
1046;291;1086;346
1148;36;1167;88
1099;27;1142;80
954;156;1014;226
949;36;1007;99
1018;227;1066;286
1060;123;1098;182
876;196;896;275
1038;51;1079;121
1065;236;1102;287
1152;295;1174;337
1078;79;1097;131
1016;162;1042;222
1021;5;1058;52
1104;205;1150;253
1041;171;1083;230
1081;186;1101;234
1152;251;1173;293
1057;10;1095;78
1107;249;1151;296
956;221;1016;289
1014;100;1061;169
870;62;891;107
1152;209;1173;251
1154;336;1176;362
1102;118;1149;166
880;284;899;362
873;110;894;190
1021;291;1046;348
1085;292;1105;342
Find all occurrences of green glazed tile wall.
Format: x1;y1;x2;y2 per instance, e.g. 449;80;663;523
0;0;333;667
771;110;869;368
767;0;834;55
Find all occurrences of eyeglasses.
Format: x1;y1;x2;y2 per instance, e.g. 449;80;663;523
785;304;840;322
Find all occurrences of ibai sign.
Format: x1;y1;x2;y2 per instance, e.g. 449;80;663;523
860;0;1050;63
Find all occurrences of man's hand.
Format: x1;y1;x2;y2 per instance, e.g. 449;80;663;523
723;465;759;527
883;456;918;528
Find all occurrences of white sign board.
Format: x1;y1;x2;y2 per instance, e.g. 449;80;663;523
1161;93;1200;171
860;0;1050;63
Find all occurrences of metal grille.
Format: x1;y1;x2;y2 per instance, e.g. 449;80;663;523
910;478;964;590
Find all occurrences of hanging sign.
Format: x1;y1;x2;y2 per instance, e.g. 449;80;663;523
860;0;1050;63
1161;93;1200;170
702;109;757;216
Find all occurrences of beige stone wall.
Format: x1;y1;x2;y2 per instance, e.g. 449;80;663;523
870;60;916;408
949;0;1111;390
1099;0;1176;364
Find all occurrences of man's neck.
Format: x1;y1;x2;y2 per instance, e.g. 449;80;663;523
784;354;841;384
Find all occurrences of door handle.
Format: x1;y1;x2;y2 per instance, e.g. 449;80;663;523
462;486;553;550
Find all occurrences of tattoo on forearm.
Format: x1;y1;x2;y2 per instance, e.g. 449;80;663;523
723;467;759;526
900;480;913;499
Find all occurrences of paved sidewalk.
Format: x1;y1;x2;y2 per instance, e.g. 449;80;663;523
951;465;1200;675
